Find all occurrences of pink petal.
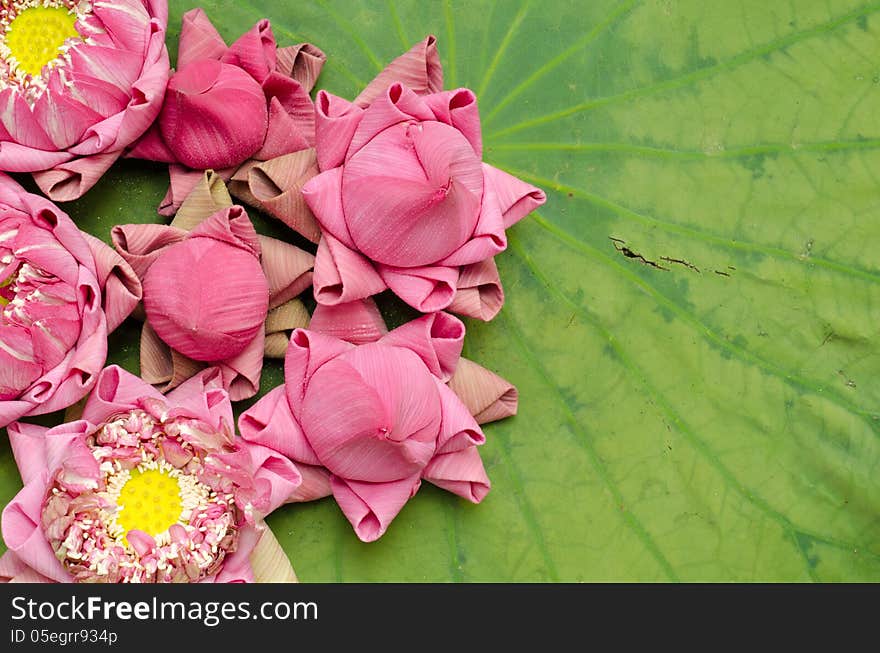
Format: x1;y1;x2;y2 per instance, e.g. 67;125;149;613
242;440;303;513
354;35;443;107
289;464;332;502
256;96;310;160
215;332;266;401
33;89;104;150
7;422;49;485
283;328;353;417
82;365;165;425
434;378;485;454
422;446;490;503
32;151;122;202
447;258;504;321
448;357;518;424
127;530;156;556
111;222;187;279
331;474;422;542
314;91;363;171
258;235;314;309
0;142;72;174
0;88;55;150
80;232;142;333
165;368;233;430
1;475;72;582
126;123;177;162
209;523;259;583
378;264;459;313
178;8;228;68
160;165;234;217
313;233;386;306
275;43;326;92
348;83;435;158
302;166;354;247
160;59;268;170
261;73;316;146
308;299;388;345
379;312;464;381
482;164;547;228
239;386;319;465
0;550;54;583
91;0;150;53
424;88;482;157
222;19;277;84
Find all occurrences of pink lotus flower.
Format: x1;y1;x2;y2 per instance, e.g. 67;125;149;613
112;195;314;401
0;0;170;201
129;8;326;220
0;365;302;583
239;299;518;542
0;174;140;427
301;37;546;320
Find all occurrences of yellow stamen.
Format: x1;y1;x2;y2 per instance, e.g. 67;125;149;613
117;469;183;542
6;6;79;77
0;275;12;307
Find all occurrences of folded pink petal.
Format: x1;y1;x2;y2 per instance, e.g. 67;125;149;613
242;440;303;513
448;357;519;424
261;73;315;146
111;222;188;278
482;164;548;228
215;331;266;401
275;43;326;91
354;35;443;107
178;8;228;68
447;258;504;321
1;475;72;582
125;123;177;162
209;523;259;583
424;88;482;157
239;386;320;466
82;365;165;426
379;311;464;381
331;474;422;542
423;446;490;503
80;233;142;333
0;550;54;583
0;142;72;173
308;299;388;345
7;422;50;485
222;19;277;84
33;90;104;150
348;83;435;157
378;264;459;313
433;379;485;454
288;464;333;502
165;368;233;430
303;166;355;247
313;233;387;306
32;151;123;203
314;91;364;171
256;97;311;160
283;328;354;417
258;235;314;309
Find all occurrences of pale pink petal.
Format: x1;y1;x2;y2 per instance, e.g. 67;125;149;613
378;264;459;314
160;59;268;170
302;166;354;247
424;88;482;157
0;142;72;173
288;464;332;502
1;475;72;582
241;150;321;243
482;164;547;228
127;530;156;556
242;440;303;513
423;446;490;503
210;523;259;583
222;20;277;84
33;90;103;150
354;35;443;107
275;43;326;91
139;322;173;385
32;151;122;202
379;311;464;381
434;378;485;454
331;474;422;542
7;422;49;485
111;222;187;278
0;550;54;583
215;331;266;401
239;385;320;465
448;357;518;424
313;233;386;306
447;258;504;321
308;299;387;345
178;8;228;68
258;235;314;309
0;89;56;150
165;368;233;430
82;365;165;425
314;91;363;171
80;232;142;332
283;328;353;417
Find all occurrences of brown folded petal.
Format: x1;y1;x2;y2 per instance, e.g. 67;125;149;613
275;43;327;92
140;322;207;393
447;357;518;424
447;257;504;321
170;170;234;231
250;523;298;583
264;299;310;358
354;35;443;108
258;235;315;309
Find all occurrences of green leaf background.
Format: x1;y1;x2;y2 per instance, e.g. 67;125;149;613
3;0;880;581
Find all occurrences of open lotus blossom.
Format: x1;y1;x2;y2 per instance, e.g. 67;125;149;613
112;175;314;401
297;36;546;320
0;365;302;583
239;299;519;542
0;174;140;428
129;8;326;223
0;0;170;201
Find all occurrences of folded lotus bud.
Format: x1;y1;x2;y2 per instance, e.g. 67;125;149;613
160;59;269;170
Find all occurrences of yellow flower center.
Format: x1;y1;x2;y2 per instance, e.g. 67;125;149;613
5;6;79;77
116;468;183;540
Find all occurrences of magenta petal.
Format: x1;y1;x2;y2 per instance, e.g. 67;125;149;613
482;164;547;227
302;167;355;248
256;97;310;160
331;474;422;542
348;83;435;158
239;386;320;466
261;72;315;146
7;422;49;485
314;91;363;171
354;35;443;108
1;475;72;582
222;19;277;84
242;440;303;513
82;365;165;426
313;233;386;306
178;8;228;67
378;264;459;313
309;299;388;345
379;312;464;381
283;328;353;417
126;123;177;163
423;446;490;503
